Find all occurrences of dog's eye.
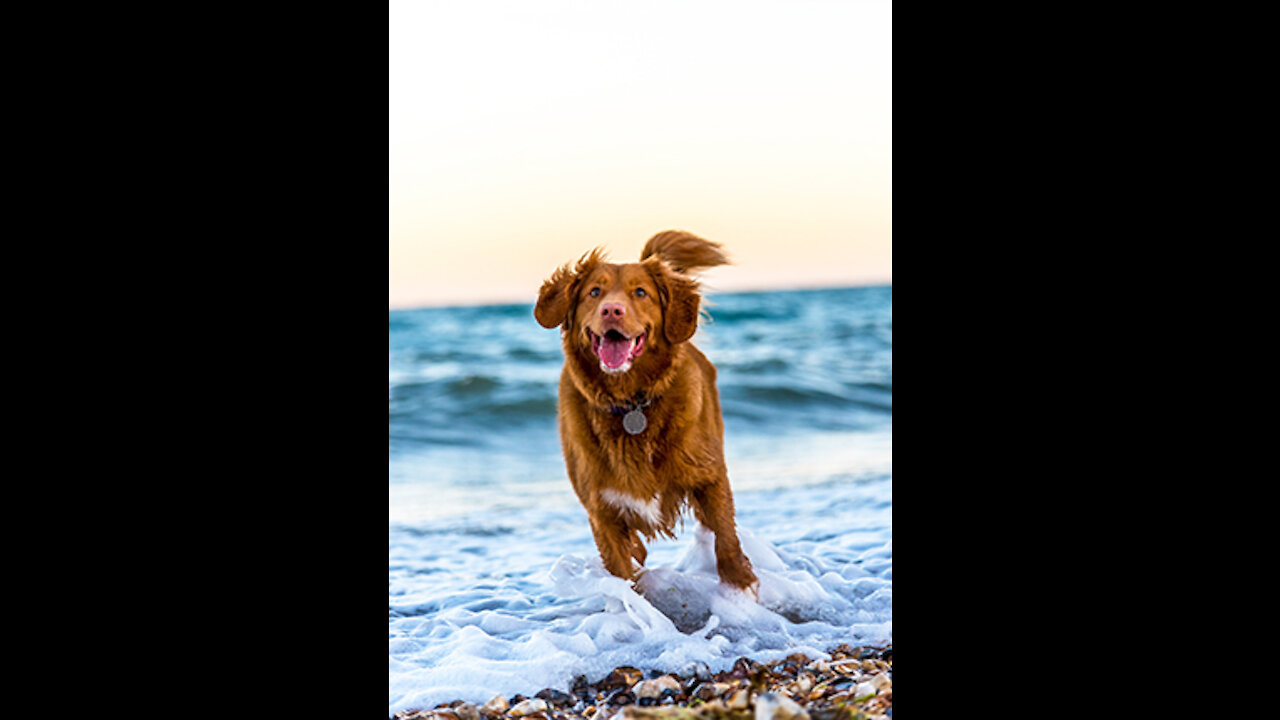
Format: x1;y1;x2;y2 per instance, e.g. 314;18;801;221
635;288;647;298
589;287;601;298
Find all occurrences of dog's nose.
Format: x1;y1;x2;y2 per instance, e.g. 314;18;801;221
600;303;625;319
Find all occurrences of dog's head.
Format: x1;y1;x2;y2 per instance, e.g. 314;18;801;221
535;231;726;376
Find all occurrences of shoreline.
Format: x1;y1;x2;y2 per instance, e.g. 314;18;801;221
392;644;892;720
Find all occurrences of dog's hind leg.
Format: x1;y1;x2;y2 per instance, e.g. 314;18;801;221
691;480;758;592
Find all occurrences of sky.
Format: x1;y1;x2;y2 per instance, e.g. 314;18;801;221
390;0;891;309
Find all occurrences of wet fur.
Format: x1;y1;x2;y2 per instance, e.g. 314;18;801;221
534;230;758;591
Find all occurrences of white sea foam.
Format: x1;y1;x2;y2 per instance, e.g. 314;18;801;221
389;523;891;715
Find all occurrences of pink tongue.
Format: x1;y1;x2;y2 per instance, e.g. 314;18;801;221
599;336;631;368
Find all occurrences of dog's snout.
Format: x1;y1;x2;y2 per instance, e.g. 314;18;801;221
600;302;626;319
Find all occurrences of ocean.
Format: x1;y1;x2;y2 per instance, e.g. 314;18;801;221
389;285;892;716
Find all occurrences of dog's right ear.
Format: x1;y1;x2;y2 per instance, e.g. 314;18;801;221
535;248;606;330
534;263;574;329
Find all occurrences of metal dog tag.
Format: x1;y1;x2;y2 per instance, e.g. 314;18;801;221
622;409;647;435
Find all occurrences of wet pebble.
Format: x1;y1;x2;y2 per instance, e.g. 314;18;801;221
729;657;764;680
599;667;644;691
604;689;634;707
683;662;711;681
481;695;509;717
535;689;574;708
510;699;549;717
692;682;728;701
755;692;810;720
633;675;683;700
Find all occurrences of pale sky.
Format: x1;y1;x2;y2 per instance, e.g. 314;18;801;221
390;0;891;309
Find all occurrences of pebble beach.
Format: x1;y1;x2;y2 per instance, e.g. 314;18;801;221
392;644;892;720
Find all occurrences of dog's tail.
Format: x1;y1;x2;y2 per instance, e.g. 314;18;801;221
640;230;729;275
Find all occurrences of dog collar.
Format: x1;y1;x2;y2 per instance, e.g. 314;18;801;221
608;393;655;435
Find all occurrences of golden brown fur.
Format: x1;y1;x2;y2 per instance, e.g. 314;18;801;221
534;230;757;592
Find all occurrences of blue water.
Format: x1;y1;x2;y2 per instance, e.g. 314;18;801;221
388;285;891;715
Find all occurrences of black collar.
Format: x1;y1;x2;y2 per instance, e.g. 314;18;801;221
607;392;655;417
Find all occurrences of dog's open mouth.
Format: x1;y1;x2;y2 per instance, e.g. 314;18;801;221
588;329;647;373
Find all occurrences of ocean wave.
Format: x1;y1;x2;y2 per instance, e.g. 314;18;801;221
389;286;891;450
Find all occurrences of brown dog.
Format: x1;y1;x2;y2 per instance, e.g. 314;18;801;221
535;230;758;593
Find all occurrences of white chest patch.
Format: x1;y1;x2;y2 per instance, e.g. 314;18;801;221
600;488;662;527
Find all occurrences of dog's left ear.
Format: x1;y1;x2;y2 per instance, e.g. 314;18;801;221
645;258;702;345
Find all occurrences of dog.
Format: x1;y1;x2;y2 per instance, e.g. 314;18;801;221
534;230;758;594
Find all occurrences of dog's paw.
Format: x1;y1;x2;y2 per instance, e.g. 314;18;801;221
723;579;759;602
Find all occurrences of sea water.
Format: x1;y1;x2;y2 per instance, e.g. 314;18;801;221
389;286;892;716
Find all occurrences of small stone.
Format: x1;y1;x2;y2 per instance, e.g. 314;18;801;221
755;692;810;720
827;678;856;692
605;689;635;706
692;682;728;701
729;657;762;680
793;675;813;695
600;667;645;691
853;681;877;699
535;689;574;708
826;659;859;675
510;699;550;717
481;696;509;717
633;675;683;700
455;703;481;720
727;689;750;710
684;662;711;681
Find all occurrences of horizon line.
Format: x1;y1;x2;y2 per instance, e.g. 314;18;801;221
389;278;891;312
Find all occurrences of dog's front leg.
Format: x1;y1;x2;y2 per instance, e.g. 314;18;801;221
588;511;639;581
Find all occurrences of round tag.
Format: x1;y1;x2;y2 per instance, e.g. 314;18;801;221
622;409;647;435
